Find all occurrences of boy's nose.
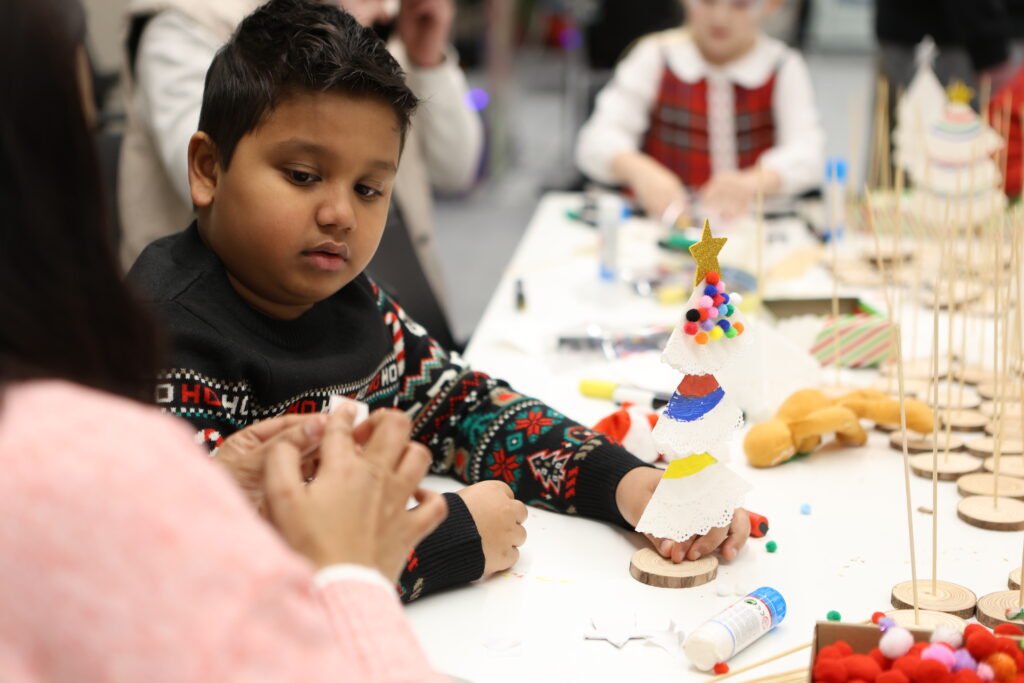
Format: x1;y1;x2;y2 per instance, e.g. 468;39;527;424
315;191;356;233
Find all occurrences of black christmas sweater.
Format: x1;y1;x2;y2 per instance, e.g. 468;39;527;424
127;224;650;602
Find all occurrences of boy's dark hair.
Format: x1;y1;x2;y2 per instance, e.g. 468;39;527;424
198;0;418;168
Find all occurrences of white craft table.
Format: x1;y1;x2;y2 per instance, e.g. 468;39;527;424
405;193;1018;683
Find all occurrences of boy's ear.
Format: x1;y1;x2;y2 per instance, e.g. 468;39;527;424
188;132;220;208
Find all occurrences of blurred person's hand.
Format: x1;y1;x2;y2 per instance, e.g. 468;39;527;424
264;407;448;581
611;151;688;223
398;0;453;67
700;169;757;220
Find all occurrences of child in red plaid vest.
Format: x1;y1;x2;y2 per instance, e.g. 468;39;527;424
576;0;824;222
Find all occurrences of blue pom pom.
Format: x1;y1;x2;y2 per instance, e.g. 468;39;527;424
704;285;718;296
800;503;811;515
721;292;730;304
717;319;731;331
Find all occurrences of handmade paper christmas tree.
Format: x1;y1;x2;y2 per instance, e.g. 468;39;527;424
635;220;752;542
907;81;1005;227
894;38;946;175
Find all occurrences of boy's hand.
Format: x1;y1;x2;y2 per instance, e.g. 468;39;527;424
611;151;687;222
398;0;453;68
456;481;528;576
615;467;750;562
215;415;327;514
700;170;757;220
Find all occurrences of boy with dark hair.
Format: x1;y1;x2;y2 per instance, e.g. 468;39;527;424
129;0;749;602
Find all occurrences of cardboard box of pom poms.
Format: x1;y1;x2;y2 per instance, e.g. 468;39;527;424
811;621;932;663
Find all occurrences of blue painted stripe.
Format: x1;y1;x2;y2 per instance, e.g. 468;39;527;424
662;387;724;422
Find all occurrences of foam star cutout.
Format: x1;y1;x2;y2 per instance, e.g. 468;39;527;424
947;80;974;106
688;219;727;286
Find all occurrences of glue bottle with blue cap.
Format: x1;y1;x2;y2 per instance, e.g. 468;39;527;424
825;156;847;244
596;194;629;281
683;586;787;671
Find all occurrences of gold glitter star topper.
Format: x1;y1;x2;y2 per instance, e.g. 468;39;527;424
947;80;974;106
688;219;727;286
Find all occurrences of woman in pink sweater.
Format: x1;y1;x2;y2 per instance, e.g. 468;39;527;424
0;1;447;680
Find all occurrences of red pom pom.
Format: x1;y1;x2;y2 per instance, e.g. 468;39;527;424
870;647;894;670
713;663;730;674
699;309;709;322
814;658;849;683
967;632;999;661
836;642;855;657
873;612;888;625
706;271;720;285
713;294;725;306
894;656;923;678
879;671;911;683
913;658;952;683
844;654;883;681
996;625;1024;637
684;322;699;335
996;638;1020;658
819;645;845;660
953;671;984;683
964;624;990;640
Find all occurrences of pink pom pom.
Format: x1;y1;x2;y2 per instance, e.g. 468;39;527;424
708;306;719;318
684;322;699;335
716;281;726;292
977;663;995;681
922;643;957;670
699;295;713;308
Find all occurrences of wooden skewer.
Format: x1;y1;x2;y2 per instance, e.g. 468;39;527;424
737;667;809;683
896;323;922;623
981;74;992;127
929;225;947;596
994;211;1005;510
708;642;812;682
756;160;765;305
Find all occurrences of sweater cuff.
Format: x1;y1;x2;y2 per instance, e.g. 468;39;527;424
400;492;484;601
572;437;654;528
314;564;393;592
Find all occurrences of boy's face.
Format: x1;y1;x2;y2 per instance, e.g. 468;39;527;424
189;91;401;320
683;0;779;65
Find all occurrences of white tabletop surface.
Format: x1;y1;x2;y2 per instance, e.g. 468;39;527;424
405;193;1019;683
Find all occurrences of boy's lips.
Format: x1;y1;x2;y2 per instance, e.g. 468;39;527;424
303;242;350;271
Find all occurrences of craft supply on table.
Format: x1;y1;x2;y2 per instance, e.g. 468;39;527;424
578;378;671;410
596;193;628;281
683;587;787;671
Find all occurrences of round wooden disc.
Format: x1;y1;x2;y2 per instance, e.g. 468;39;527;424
891;580;978;618
986;419;1024;438
976;591;1024;628
954;366;996;386
886;609;968;631
628;548;718;588
977;382;1023;401
985;456;1024;478
871;377;932;398
882;359;944;382
1009;568;1021;591
940;409;989;432
957;496;1024;531
875;421;901;433
933;392;983;411
890;431;966;454
957;472;1024;499
966;437;1024;457
981;401;1024;418
910;453;984;480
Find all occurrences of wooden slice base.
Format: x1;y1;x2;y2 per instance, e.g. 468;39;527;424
940;409;989;432
986;419;1024;438
882;360;944;383
986;456;1024;478
966;437;1024;458
909;453;983;480
982;401;1024;418
872;377;932;398
891;580;977;618
954;366;996;386
956;472;1024;499
628;548;718;588
976;591;1024;628
933;392;983;411
890;432;966;454
1009;568;1021;591
977;382;1024;401
875;421;901;433
886;609;968;631
957;496;1024;531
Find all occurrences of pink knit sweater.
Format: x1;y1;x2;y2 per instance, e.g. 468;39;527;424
0;380;443;682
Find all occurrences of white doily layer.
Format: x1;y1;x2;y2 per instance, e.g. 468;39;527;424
661;287;749;375
635;464;752;542
652;395;743;460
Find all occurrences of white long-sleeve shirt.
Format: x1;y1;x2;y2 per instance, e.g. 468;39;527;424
575;29;825;196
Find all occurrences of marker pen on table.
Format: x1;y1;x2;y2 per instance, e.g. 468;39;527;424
579;378;671;409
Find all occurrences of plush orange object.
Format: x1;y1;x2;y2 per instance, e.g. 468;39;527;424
744;388;934;467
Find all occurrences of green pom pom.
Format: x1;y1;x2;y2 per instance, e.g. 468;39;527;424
827;610;842;622
726;304;735;317
725;327;738;338
765;540;778;553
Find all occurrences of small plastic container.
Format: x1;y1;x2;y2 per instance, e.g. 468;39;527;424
683;586;787;671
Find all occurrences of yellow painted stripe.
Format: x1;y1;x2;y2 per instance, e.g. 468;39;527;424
663;453;717;479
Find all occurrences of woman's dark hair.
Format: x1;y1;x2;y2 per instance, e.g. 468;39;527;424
199;0;419;168
0;0;162;401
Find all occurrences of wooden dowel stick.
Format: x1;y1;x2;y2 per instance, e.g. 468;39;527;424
708;642;811;682
896;323;922;623
756;161;765;305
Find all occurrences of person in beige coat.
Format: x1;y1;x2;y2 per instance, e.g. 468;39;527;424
118;0;481;324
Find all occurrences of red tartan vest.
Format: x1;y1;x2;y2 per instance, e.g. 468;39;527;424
642;61;779;188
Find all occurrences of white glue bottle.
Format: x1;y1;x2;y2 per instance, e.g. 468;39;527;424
683;587;787;671
596;194;627;281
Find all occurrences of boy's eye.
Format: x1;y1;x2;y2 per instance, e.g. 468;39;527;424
355;184;384;200
284;169;320;186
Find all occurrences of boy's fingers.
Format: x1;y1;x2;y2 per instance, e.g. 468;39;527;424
242;414;317;442
362;410;413;470
315;408;358;475
395;442;432;491
514;500;528;524
263;437;307;529
687;526;728;561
